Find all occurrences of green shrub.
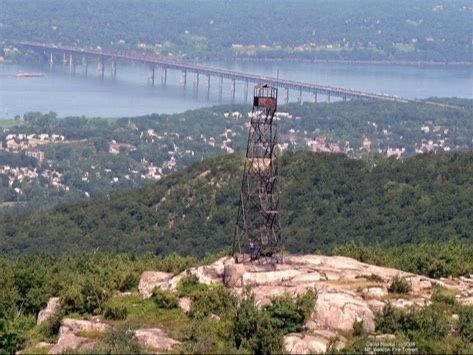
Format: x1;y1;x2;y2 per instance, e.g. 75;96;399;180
356;274;384;282
184;317;236;354
388;276;411;294
97;325;142;354
40;309;64;340
431;287;457;306
459;306;473;342
152;288;179;309
118;273;139;292
190;285;238;319
375;303;402;334
417;304;450;340
376;303;451;340
103;305;128;321
0;318;24;355
352;319;366;336
60;278;111;315
177;274;208;297
233;292;282;354
264;289;316;333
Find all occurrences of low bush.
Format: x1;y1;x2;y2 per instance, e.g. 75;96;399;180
40;309;64;339
233;292;283;354
459;306;473;343
190;285;238;319
264;288;316;333
0;318;25;354
376;303;450;340
96;326;141;354
152;288;179;309
103;305;128;320
177;274;208;297
388;276;411;294
431;287;457;306
352;319;366;336
118;273;139;292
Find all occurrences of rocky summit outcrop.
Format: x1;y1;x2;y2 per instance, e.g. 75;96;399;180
138;271;174;298
140;254;473;353
135;328;181;351
48;318;110;354
37;297;60;325
284;330;347;354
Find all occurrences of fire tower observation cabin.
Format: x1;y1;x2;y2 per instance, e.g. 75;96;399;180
233;84;283;264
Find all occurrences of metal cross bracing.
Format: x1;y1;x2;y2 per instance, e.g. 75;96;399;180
234;84;283;264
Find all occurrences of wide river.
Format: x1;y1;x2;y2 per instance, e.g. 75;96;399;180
1;60;472;118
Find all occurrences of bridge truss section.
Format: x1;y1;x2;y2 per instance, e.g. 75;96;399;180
233;84;283;264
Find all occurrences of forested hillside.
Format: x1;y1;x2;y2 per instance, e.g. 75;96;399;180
1;100;471;214
1;0;471;62
1;151;472;267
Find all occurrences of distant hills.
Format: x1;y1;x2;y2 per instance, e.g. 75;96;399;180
1;0;471;62
1;151;472;257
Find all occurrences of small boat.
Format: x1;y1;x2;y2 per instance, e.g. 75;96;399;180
16;72;46;78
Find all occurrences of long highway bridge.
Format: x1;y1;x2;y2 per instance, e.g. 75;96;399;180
15;41;411;104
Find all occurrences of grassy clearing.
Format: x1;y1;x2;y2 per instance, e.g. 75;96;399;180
105;294;190;340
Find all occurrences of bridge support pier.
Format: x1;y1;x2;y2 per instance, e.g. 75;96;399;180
298;87;303;104
285;88;289;104
49;52;54;71
148;65;155;86
111;60;117;80
63;52;67;64
161;67;167;85
244;80;249;103
206;75;211;100
327;92;331;103
231;79;236;103
313;92;318;103
70;54;76;75
82;56;88;77
180;70;187;87
194;72;199;86
219;76;223;101
97;58;104;81
343;95;347;102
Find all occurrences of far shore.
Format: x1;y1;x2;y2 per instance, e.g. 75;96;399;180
223;56;473;67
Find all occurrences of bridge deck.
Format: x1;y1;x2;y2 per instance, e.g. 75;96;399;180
15;41;411;103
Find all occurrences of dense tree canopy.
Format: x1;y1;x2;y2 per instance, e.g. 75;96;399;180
1;0;471;62
1;151;472;262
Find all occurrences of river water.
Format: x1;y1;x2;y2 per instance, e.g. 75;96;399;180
0;60;471;118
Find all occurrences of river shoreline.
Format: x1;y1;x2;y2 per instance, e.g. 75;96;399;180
214;57;473;68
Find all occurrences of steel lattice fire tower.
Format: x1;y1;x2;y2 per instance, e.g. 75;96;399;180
233;84;283;263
